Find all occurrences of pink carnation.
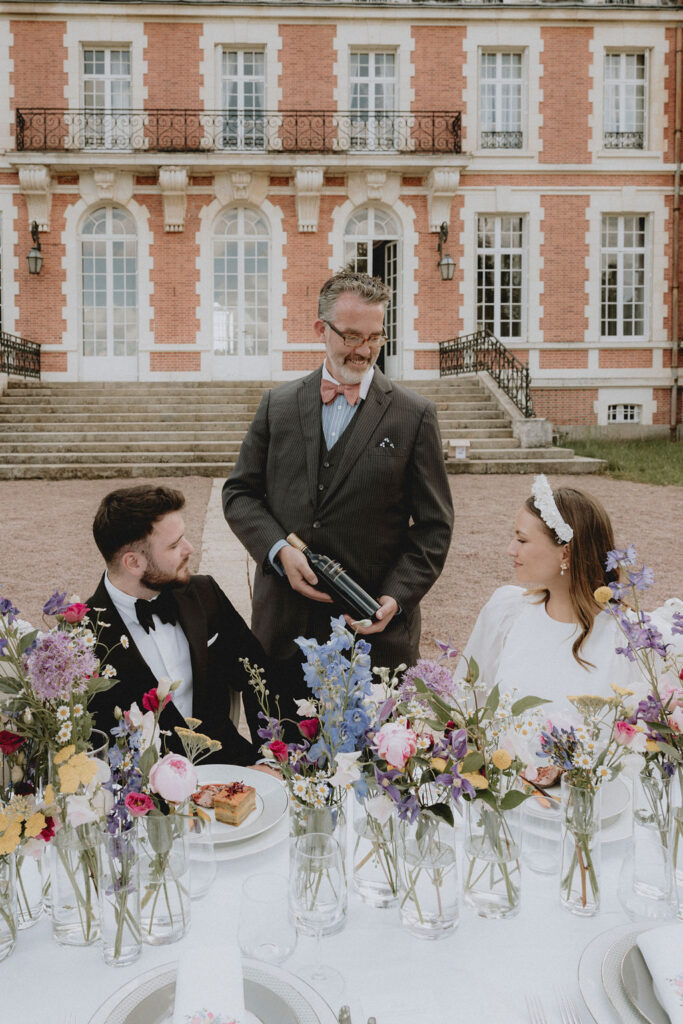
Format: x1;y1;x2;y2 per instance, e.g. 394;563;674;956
148;753;197;804
124;792;154;817
375;721;418;769
63;603;90;624
615;721;638;746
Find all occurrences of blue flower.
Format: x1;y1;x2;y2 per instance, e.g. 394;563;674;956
627;565;655;591
605;545;637;571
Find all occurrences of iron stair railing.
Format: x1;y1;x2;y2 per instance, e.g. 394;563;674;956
0;332;41;379
439;328;534;418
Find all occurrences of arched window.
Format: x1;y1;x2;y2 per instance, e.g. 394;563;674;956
81;207;137;359
213;208;269;359
344;207;400;367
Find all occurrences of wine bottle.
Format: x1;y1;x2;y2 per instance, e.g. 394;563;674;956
286;533;381;621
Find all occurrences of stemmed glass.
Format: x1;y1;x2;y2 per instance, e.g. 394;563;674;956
289;833;347;1005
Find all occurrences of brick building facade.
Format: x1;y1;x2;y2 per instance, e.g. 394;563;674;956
0;0;680;434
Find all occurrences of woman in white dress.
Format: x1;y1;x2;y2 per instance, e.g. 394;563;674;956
463;476;640;713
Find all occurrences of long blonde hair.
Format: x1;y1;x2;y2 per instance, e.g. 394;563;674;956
524;487;619;668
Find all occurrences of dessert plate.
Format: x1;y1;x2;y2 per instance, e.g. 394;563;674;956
621;944;670;1024
525;776;629;827
577;924;658;1023
195;764;288;846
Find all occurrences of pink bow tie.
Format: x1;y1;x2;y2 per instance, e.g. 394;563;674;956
320;378;361;406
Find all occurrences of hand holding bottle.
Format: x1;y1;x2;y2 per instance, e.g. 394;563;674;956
344;595;398;635
277;545;334;603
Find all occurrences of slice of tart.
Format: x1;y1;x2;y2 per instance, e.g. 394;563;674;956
213;781;257;826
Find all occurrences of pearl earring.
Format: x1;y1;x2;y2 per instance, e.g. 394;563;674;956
560;564;567;576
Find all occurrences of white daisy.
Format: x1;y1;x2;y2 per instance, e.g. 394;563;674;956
101;664;116;679
577;754;592;768
120;635;130;649
56;706;70;722
72;704;84;718
81;632;96;648
56;723;72;744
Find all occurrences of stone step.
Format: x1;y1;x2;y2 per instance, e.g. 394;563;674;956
446;456;604;475
0;412;258;425
438;415;512;427
0;439;243;455
0;449;240;465
439;427;514;439
0;462;237;480
465;446;575;461
0;400;261;414
8;381;272;392
450;437;519;450
0;429;247;443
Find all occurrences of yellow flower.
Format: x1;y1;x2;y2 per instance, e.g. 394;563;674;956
593;586;613;604
57;750;98;794
610;683;634;697
491;749;512;771
462;772;489;790
53;744;76;766
645;740;661;753
0;819;22;855
43;784;55;806
430;757;448;773
24;812;46;839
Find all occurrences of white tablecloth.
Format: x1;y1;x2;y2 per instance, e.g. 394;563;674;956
3;806;643;1024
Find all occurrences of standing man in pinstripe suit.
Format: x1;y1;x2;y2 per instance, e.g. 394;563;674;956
222;271;453;693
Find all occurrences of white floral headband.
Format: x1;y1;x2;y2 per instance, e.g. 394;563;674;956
531;474;574;544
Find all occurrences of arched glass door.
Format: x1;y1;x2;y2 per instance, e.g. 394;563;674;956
344;207;400;378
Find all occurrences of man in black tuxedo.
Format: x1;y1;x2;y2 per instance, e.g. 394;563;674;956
86;484;264;765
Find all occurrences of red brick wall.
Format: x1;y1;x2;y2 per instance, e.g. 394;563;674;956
279;26;336;110
598;349;653;369
281;195;335;344
283;352;325;372
414;350;439;371
539;28;592;164
143;23;203;109
663;29;676;163
411;26;466;110
413;195;463;345
149;351;201;372
653;387;673;425
540;195;588;342
14;194;67;347
538;349;589;369
10;21;67;112
146;194;203;344
532;388;598;424
41;352;68;373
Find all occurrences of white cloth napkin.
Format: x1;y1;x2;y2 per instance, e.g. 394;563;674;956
173;943;248;1024
637;924;683;1023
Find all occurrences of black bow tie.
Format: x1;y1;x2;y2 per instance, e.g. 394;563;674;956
134;589;178;634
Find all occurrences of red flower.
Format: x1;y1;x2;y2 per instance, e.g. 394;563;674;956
39;816;56;842
62;602;90;624
124;792;155;817
142;688;171;713
0;730;25;755
269;740;289;763
299;718;319;740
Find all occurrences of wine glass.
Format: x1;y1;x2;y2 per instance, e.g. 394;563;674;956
289;833;347;1005
188;813;217;900
238;872;297;963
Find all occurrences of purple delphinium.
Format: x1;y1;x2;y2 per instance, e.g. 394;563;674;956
42;590;69;616
613;611;668;661
605;545;637;572
627;565;655;591
0;592;19;625
24;630;98;701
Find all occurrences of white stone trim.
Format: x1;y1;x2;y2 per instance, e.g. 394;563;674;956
158;165;189;232
62;20;147;112
332;22;415;118
594;386;656;426
458;188;543;344
462;24;542;160
328;195;418;378
198;21;282;113
195;196;286;378
294;166;323;233
0;20;12;155
0;191;19;335
583;190;667;344
60;194;153;380
18;164;51;232
590;24;668;164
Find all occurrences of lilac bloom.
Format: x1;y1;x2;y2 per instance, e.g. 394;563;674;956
605;545;637;572
42;590;69;616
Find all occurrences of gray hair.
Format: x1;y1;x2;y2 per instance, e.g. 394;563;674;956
317;270;390;321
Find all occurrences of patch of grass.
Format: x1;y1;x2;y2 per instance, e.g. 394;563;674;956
565;438;683;486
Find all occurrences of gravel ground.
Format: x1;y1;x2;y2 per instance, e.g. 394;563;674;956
1;473;681;657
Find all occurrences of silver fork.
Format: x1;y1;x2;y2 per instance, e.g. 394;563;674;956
557;990;584;1024
525;994;548;1024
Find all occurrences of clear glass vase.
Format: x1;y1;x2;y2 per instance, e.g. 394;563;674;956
352;789;399;908
672;804;683;921
397;813;459;939
464;799;522;919
99;824;141;967
188;812;217;901
289;793;347;864
618;768;674;921
0;856;17;962
50;822;101;946
15;849;45;929
139;806;191;945
560;777;601;917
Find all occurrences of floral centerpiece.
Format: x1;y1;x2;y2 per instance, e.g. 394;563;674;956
0;786;56;958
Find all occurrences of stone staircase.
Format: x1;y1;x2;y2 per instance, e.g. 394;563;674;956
0;377;603;478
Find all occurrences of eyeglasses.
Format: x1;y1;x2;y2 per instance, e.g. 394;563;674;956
322;320;387;348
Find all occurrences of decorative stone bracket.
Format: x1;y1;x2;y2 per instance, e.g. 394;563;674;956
18;165;52;232
295;167;324;232
214;170;268;208
347;170;400;208
158;166;189;232
427;169;460;233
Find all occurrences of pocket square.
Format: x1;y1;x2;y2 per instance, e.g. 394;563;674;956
377;436;395;449
207;632;219;647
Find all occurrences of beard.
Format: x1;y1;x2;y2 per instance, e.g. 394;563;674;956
327;350;377;385
140;553;191;590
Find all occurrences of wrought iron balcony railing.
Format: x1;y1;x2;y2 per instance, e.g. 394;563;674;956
439;328;534;418
603;130;645;149
0;331;41;380
480;130;523;149
16;109;462;155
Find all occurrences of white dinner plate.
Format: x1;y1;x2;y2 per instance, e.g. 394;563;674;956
195;764;288;846
577;923;659;1023
88;959;338;1024
621;944;670;1024
525;777;629;827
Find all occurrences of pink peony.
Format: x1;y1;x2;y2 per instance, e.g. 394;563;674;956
615;721;638;746
268;740;289;763
148;753;197;804
124;792;154;816
375;721;418;769
299;718;319;740
63;603;90;624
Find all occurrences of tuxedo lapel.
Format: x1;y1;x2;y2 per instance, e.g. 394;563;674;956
297;368;323;510
89;576;159;702
173;584;208;717
321;370;392;505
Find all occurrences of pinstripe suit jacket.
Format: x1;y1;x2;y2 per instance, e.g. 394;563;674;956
222;366;453;669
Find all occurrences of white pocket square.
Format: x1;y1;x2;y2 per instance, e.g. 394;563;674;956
207;632;219;647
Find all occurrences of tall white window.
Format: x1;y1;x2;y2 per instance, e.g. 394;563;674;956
81;207;137;359
82;47;131;149
213;208;269;359
480;52;523;150
477;216;524;339
220;49;265;150
601;215;646;338
349;51;397;151
604;53;646;149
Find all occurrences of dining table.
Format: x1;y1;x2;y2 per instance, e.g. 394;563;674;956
2;769;674;1024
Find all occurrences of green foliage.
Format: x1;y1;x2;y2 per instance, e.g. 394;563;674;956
568;438;683;486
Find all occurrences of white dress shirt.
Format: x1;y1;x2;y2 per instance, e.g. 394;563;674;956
320;363;374;449
104;573;194;719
